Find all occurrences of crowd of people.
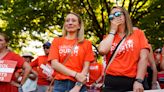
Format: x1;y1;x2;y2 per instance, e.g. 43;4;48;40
0;6;164;92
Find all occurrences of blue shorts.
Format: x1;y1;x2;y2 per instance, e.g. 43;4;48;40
53;79;87;92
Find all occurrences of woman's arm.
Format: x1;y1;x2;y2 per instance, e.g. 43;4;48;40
69;61;90;92
81;61;90;75
20;62;31;85
148;46;158;89
28;69;38;80
51;59;86;83
160;46;164;70
133;48;149;91
98;33;115;55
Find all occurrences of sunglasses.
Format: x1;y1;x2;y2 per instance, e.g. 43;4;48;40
43;46;50;49
155;51;161;54
109;11;122;20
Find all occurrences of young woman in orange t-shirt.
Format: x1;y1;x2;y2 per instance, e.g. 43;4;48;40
98;6;150;92
48;12;94;92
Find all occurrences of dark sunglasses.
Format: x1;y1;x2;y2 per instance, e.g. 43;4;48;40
109;11;122;20
155;51;161;54
43;46;50;49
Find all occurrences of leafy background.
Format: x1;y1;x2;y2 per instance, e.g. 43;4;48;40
0;0;163;54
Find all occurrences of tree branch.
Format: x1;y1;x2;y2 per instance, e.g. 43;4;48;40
122;0;126;7
100;0;105;33
128;0;132;13
134;0;148;14
132;0;142;16
86;0;102;32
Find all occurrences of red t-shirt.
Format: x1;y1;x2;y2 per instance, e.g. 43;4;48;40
30;55;50;85
0;51;24;92
86;62;103;86
106;28;149;78
48;37;94;81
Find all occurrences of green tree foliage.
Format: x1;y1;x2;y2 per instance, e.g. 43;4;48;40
0;0;163;51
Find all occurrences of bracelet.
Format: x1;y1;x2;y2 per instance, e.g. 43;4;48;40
19;83;22;87
135;78;143;84
74;72;78;78
152;81;157;84
75;82;83;87
109;32;115;35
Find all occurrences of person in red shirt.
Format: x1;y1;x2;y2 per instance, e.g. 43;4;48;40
146;44;158;89
154;48;163;71
160;46;164;70
48;12;94;92
16;52;38;92
98;6;150;92
0;32;31;92
157;45;164;88
30;42;53;92
86;48;104;92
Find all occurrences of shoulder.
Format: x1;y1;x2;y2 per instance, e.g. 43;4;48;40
132;27;145;35
8;52;23;59
52;37;63;42
82;39;92;44
52;37;65;45
79;39;93;48
37;55;47;59
6;51;24;64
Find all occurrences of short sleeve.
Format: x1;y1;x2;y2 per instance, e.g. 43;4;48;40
84;40;94;62
48;37;60;61
30;58;39;67
137;29;150;50
11;53;25;68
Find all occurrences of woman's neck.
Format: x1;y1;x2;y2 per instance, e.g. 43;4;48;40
66;32;77;40
117;25;126;37
0;48;9;59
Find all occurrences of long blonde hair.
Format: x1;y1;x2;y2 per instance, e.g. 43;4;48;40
62;12;84;43
111;6;133;36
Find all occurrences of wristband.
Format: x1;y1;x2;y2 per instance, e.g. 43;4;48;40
109;32;115;35
135;78;143;84
75;82;83;87
19;83;22;87
152;81;158;85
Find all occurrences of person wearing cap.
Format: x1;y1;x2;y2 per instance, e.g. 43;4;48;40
22;52;34;63
30;42;53;92
16;52;38;92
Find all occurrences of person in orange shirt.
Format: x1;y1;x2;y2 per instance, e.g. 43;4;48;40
48;12;94;92
30;42;53;92
98;6;150;92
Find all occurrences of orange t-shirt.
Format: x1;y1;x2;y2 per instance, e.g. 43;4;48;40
86;62;103;85
106;28;149;78
48;37;94;81
30;55;50;85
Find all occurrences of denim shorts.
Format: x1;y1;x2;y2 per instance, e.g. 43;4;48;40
53;79;87;92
